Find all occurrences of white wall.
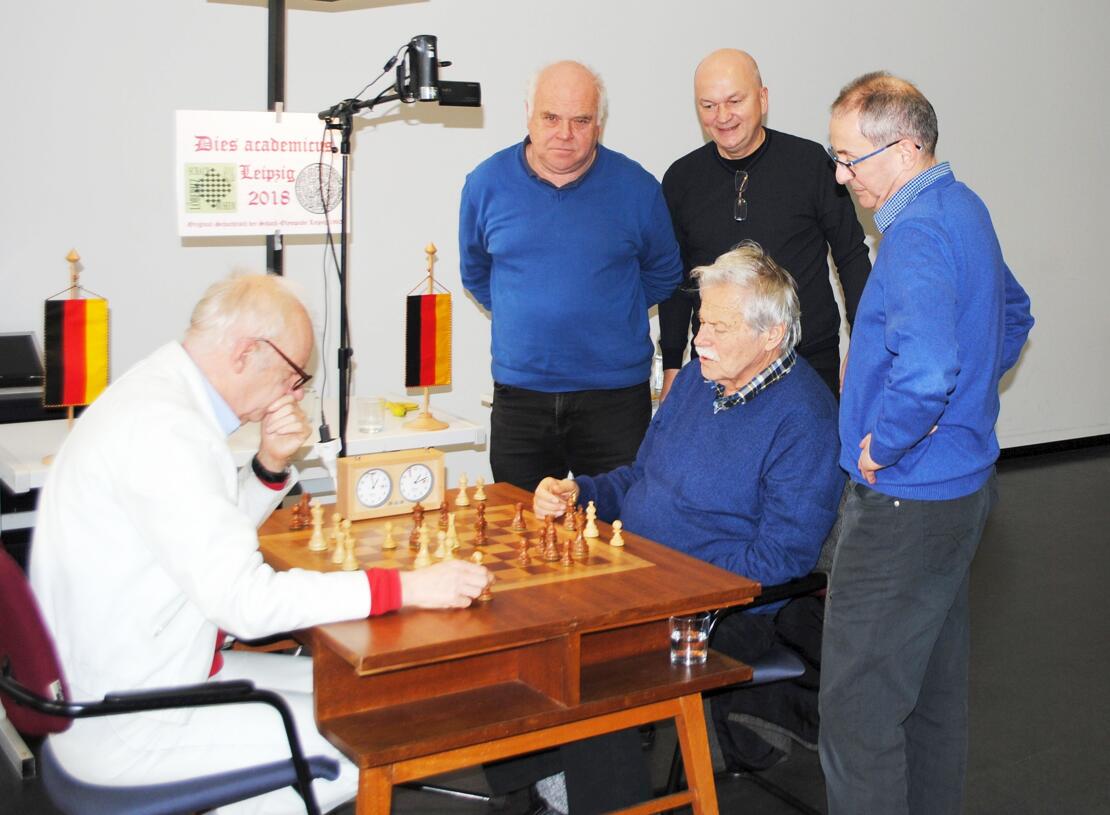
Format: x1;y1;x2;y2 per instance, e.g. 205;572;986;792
2;0;1107;484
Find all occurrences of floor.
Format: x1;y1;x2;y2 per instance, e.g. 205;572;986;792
3;446;1108;814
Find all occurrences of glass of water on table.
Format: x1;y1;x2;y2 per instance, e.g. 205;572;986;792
669;612;711;665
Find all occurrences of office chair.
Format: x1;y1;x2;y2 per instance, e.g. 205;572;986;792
0;548;339;815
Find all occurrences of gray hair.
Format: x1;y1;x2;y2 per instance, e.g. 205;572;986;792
185;272;309;350
831;71;938;155
525;61;608;126
692;241;801;353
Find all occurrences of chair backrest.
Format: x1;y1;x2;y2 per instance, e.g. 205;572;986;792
0;547;72;736
814;480;850;576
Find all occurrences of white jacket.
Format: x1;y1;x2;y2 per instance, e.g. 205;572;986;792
30;342;369;724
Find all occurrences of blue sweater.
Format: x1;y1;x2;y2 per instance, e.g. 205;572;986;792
840;167;1034;500
459;141;682;391
575;358;843;603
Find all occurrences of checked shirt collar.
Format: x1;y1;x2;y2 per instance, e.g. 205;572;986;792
710;348;797;413
874;161;952;233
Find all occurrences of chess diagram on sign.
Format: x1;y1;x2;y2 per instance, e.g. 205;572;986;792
184;164;237;212
267;497;653;594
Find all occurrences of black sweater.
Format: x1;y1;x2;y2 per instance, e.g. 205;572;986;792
659;130;871;369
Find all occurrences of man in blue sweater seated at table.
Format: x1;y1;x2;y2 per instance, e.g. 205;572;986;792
459;60;682;494
525;242;844;809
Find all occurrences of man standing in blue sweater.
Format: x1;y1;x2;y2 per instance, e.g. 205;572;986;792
459;61;682;492
820;73;1034;815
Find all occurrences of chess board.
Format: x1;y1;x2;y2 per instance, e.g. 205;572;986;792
261;502;653;593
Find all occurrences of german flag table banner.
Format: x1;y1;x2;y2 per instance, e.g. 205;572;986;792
404;293;451;387
43;298;110;407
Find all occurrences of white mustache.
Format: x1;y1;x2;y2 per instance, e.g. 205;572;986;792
695;345;719;362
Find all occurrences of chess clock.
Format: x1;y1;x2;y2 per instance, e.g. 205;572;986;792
335;448;445;521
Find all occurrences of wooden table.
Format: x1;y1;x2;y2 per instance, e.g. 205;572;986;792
259;483;761;814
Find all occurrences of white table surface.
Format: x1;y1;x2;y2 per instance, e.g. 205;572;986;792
0;397;485;495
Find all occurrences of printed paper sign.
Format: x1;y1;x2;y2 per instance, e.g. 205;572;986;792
175;110;343;237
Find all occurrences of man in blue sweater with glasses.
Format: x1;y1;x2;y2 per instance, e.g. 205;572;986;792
459;60;682;493
821;72;1034;815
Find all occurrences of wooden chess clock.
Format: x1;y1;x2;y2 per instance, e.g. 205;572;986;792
336;448;445;521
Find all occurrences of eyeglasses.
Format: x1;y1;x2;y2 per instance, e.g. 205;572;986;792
825;140;920;177
734;170;749;221
256;338;312;390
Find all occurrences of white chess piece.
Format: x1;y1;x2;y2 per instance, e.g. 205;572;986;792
609;519;625;548
382;520;397;550
413;527;432;568
456;474;470;507
307;500;327;551
473;477;487;502
584;500;600;539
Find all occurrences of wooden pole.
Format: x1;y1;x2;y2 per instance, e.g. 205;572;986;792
404;243;449;431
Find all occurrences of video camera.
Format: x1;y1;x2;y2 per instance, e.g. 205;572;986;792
396;35;481;108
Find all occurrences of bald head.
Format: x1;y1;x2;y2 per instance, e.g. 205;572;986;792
526;61;607;125
525;60;607;187
695;49;763;90
693;49;768;160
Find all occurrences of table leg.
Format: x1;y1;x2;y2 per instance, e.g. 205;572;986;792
673;692;719;815
356;766;393;815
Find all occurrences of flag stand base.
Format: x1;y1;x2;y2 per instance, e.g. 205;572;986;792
404;411;449;431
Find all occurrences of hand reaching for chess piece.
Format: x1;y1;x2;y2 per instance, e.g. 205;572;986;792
534;476;578;518
400;559;493;609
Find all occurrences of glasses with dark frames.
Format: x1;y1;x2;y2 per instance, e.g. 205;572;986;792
255;338;312;390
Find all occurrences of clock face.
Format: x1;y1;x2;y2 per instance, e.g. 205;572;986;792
398;463;434;503
355;468;392;508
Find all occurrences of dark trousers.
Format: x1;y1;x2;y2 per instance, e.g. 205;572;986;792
710;597;823;769
489;382;652;493
818;476;996;815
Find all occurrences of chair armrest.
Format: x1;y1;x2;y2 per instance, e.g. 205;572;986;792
707;571;827;640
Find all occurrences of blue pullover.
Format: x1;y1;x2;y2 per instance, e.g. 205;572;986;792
459;141;682;391
840;165;1034;500
576;357;843;603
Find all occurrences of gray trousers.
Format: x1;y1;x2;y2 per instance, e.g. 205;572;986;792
818;475;996;815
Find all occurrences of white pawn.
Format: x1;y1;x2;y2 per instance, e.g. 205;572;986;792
413;527;432;568
473;477;487;502
382;520;397;550
456;474;471;507
447;513;459;550
609;519;625;548
307;500;327;552
434;529;449;559
584;500;600;539
342;532;359;571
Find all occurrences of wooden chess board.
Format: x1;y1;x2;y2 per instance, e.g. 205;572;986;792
261;501;653;593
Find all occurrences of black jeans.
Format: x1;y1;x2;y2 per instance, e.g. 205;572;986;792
489;382;652;493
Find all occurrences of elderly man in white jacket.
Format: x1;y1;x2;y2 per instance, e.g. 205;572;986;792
30;273;490;814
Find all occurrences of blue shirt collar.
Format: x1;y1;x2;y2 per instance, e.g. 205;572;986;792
874;161;953;233
197;367;241;436
518;137;601;190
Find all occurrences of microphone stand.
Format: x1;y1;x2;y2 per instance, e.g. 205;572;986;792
318;92;399;457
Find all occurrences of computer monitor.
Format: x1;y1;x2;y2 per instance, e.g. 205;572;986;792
0;333;44;389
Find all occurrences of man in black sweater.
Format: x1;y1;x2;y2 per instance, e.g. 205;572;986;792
659;49;871;397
